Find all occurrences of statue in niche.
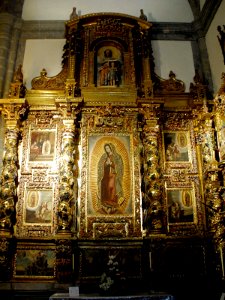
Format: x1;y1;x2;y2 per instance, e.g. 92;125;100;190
97;48;122;87
217;25;225;65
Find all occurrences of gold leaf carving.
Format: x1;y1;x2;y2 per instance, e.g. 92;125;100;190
31;67;68;90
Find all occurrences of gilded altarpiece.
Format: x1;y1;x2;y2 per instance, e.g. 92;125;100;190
79;106;142;239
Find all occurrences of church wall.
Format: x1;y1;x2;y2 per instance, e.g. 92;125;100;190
152;40;195;92
206;0;225;95
23;39;65;89
22;0;194;23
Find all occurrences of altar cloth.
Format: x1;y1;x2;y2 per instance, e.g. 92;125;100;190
49;293;174;300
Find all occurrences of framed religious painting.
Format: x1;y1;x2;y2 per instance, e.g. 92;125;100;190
166;188;197;226
13;243;56;280
24;189;53;224
28;129;56;162
79;108;142;239
163;131;192;168
21;118;59;173
16;181;57;237
96;46;123;87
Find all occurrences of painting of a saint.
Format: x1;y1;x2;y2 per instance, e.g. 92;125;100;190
97;47;122;87
29;130;55;162
88;136;131;215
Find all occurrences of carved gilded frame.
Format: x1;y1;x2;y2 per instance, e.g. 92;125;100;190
13;242;56;280
163;130;192;168
165;178;204;233
79;107;142;239
21;115;59;173
16;181;57;237
166;186;196;225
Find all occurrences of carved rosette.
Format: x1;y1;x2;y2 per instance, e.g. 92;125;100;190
140;105;163;234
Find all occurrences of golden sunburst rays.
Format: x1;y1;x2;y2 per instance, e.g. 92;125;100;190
88;136;131;215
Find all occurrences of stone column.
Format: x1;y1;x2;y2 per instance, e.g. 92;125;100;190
0;13;15;97
3;18;22;98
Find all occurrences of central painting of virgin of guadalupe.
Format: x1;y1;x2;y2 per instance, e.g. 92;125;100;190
88;136;132;215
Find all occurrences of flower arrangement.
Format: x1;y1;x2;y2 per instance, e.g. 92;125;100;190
99;254;120;293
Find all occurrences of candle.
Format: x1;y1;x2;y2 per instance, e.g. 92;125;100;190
220;247;224;278
149;251;152;270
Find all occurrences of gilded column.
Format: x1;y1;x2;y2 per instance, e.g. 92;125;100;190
55;99;81;235
140;104;164;234
0;99;27;235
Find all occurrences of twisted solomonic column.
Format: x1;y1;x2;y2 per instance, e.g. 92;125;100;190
55;96;82;235
0;100;27;235
140;104;164;235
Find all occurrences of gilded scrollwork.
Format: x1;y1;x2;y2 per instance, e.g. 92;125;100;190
154;71;185;94
205;163;225;250
31;68;68;91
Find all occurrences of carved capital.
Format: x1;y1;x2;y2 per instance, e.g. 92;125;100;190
0;99;28;125
55;97;83;119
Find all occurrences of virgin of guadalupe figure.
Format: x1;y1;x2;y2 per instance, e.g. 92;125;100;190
42;135;51;155
97;143;124;213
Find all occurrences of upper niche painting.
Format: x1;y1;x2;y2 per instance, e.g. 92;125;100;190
97;46;123;87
